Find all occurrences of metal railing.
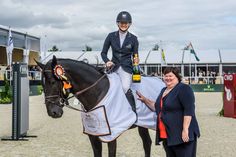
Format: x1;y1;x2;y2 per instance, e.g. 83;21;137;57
0;70;42;81
148;75;223;85
182;76;223;84
0;70;224;84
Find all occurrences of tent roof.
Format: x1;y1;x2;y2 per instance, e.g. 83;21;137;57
42;49;236;64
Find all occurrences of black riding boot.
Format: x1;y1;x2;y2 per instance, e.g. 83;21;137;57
125;89;136;113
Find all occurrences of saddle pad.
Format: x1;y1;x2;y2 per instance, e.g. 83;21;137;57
80;73;165;142
81;73;137;142
131;76;165;130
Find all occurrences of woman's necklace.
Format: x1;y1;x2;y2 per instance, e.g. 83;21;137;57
163;87;173;96
163;84;177;97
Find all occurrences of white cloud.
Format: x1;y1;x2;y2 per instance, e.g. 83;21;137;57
0;0;235;51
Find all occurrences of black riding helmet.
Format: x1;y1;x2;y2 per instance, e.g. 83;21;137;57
116;11;132;23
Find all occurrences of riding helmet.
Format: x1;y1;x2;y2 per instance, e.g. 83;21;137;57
116;11;132;23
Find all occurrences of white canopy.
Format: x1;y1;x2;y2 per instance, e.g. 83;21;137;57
42;49;236;65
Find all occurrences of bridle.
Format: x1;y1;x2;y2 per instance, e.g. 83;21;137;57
42;66;114;112
43;74;69;108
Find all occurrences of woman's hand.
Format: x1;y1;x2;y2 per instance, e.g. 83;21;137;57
136;91;146;103
136;90;156;111
182;128;189;142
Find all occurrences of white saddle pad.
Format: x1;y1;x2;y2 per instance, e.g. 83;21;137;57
80;73;165;142
131;76;165;130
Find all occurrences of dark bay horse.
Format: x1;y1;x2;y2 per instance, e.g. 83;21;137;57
36;56;152;157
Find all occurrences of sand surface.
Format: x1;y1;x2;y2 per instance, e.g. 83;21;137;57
1;93;236;157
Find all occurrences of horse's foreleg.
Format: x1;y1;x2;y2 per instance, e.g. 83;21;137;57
88;135;102;157
138;126;152;157
107;139;117;157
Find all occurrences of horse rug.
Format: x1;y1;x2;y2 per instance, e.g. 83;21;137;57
80;73;165;142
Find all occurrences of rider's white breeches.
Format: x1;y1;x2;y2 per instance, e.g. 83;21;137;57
115;67;132;93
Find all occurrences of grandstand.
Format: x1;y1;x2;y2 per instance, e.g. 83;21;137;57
0;25;41;95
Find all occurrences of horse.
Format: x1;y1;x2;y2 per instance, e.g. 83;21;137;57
36;55;153;157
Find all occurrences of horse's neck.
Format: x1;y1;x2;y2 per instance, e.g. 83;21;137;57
64;62;109;111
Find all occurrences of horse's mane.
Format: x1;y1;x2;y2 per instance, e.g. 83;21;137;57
56;58;105;74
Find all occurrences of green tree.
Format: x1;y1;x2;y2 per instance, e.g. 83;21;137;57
85;45;92;51
48;45;59;52
152;44;159;51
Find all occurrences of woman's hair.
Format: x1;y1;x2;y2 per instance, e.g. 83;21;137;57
163;67;182;82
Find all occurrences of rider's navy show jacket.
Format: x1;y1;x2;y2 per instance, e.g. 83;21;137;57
101;31;139;74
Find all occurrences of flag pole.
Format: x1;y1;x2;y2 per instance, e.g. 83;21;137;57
218;49;223;78
189;42;192;84
181;49;185;78
160;40;162;78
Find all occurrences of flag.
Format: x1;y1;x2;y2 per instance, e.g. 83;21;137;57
161;49;167;65
6;28;14;65
184;42;200;61
190;49;200;61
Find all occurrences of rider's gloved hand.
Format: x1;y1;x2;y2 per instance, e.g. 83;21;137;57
106;61;114;69
133;57;139;64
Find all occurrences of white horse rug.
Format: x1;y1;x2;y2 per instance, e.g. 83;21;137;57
80;73;165;142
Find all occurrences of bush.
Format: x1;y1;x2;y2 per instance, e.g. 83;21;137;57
0;75;12;104
0;97;11;104
38;85;43;95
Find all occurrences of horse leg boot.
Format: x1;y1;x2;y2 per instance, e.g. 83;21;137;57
107;139;117;157
88;135;102;157
125;89;136;113
138;127;152;157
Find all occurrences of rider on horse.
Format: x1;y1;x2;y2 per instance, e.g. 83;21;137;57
101;11;139;112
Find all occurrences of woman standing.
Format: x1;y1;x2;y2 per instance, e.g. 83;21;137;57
136;67;200;157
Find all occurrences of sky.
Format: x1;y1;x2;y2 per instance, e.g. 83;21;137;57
1;0;236;52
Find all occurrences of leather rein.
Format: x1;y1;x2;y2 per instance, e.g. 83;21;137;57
43;66;113;112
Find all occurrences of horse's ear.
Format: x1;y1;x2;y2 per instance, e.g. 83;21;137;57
51;55;57;69
34;59;45;69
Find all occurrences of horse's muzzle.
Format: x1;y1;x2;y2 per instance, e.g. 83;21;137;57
47;104;64;118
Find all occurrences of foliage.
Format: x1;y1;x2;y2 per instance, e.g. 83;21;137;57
85;45;92;51
0;75;12;104
0;97;11;104
48;45;60;52
38;85;43;95
152;44;159;51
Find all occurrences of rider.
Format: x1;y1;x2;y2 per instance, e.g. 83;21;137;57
101;11;139;112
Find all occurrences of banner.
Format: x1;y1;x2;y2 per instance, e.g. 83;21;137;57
161;49;167;65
